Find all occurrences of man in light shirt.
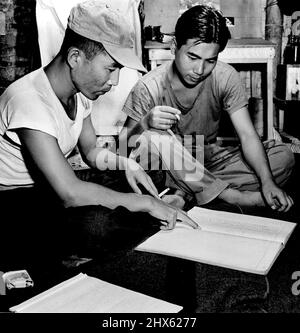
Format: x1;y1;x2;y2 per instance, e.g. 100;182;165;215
0;1;197;266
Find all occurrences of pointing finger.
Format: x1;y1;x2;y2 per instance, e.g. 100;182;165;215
177;210;200;229
142;179;159;199
128;179;142;195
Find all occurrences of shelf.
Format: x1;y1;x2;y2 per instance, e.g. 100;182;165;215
274;97;300;108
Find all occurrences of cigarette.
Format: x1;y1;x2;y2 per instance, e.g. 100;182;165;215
159;188;170;198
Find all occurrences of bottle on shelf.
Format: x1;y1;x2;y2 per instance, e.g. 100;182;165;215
283;34;300;64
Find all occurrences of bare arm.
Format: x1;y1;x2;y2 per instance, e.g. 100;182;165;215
230;107;273;183
78;116;159;197
78;114;129;170
17;126;198;229
17;127;149;210
230;107;293;211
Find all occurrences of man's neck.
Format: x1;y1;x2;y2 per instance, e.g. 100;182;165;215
167;62;205;113
44;55;78;120
168;62;203;93
44;55;77;106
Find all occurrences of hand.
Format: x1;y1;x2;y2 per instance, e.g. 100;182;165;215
262;180;294;212
161;194;185;209
142;106;181;131
148;197;199;230
124;158;159;198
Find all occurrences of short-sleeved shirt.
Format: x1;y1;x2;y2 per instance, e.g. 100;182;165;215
123;60;248;144
0;68;92;187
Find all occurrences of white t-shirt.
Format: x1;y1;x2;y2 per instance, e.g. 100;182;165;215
0;68;92;188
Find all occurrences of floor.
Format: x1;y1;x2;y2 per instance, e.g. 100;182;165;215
1;154;300;314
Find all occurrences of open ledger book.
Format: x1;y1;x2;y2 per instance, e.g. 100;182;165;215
136;207;296;275
10;273;182;313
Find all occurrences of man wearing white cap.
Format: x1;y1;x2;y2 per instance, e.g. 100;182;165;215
0;0;197;264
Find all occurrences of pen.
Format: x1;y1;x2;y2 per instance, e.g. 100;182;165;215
159;187;170;198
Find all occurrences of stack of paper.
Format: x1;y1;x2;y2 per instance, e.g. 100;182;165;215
135;207;296;275
10;273;182;313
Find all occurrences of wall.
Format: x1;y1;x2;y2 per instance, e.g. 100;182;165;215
144;0;265;38
0;0;40;94
144;0;180;34
220;0;266;39
144;0;220;34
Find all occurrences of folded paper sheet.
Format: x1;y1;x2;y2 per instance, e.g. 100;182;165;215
10;273;182;313
136;207;296;275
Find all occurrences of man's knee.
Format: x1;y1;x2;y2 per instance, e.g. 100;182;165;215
267;142;295;181
66;205;157;257
130;129;157;147
66;205;123;256
270;142;294;168
279;144;295;171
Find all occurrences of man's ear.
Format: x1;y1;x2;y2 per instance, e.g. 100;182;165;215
170;38;177;55
67;48;82;69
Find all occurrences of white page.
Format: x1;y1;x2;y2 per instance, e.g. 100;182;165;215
136;228;283;275
10;273;182;313
187;207;296;244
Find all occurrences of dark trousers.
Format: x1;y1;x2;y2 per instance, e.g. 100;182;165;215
0;170;166;269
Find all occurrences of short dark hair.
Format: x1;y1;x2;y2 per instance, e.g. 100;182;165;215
60;27;106;60
175;5;231;52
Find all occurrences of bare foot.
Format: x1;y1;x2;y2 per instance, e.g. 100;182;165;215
161;194;185;209
218;188;265;207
